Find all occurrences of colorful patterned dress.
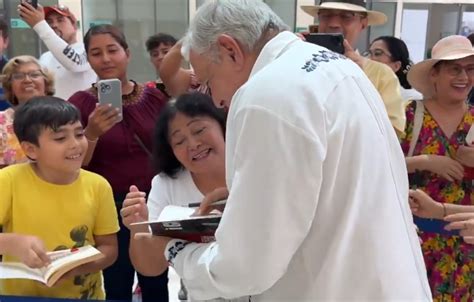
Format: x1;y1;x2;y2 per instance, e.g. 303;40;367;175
0;108;27;166
401;101;474;301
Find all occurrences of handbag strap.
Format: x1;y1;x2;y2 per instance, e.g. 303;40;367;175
133;133;153;159
408;100;424;157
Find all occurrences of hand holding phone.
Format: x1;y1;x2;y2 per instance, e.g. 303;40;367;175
98;79;123;122
305;33;345;54
21;0;38;9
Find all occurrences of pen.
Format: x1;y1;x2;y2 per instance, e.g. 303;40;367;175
188;199;227;208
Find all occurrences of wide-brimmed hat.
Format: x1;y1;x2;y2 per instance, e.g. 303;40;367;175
44;5;77;26
407;35;474;97
301;0;387;26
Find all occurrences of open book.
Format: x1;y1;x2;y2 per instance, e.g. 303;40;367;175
0;245;103;287
132;205;222;243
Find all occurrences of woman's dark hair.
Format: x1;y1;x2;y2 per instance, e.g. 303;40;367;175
84;24;129;54
146;33;177;53
14;96;81;146
153;92;226;178
372;36;413;89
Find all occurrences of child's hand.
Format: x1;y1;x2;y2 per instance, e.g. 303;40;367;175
409;189;444;219
11;235;50;268
120;185;149;230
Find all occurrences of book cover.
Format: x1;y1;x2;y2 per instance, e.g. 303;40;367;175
0;245;104;287
132;205;222;243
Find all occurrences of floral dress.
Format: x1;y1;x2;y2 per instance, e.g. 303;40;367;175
0;108;27;166
401;101;474;302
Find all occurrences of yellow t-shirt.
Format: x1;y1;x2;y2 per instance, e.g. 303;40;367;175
362;59;406;134
0;163;119;299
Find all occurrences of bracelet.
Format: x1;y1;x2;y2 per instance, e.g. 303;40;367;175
442;203;447;218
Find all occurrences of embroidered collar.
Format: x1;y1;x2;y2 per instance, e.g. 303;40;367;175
249;31;300;78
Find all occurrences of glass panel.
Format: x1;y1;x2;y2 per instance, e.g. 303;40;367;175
7;0;58;58
460;4;474;37
265;0;296;31
401;5;429;63
427;4;460;47
196;0;206;8
369;2;396;44
81;0;116;31
116;0;156;83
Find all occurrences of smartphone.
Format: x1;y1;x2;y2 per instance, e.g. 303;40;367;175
22;0;38;8
305;33;345;54
97;79;122;122
413;217;460;236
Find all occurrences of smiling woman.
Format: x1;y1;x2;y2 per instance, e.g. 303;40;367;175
68;24;169;302
120;92;227;301
0;55;55;167
402;35;474;301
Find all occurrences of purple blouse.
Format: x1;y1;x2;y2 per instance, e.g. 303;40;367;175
69;83;167;195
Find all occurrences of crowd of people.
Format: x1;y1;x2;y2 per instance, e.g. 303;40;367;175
0;0;473;301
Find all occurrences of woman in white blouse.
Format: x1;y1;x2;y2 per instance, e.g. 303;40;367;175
120;92;227;300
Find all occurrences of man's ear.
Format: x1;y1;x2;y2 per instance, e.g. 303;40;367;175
216;34;245;70
20;141;38;161
361;17;369;31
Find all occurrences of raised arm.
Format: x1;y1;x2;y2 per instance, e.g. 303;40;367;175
19;3;92;73
159;42;194;97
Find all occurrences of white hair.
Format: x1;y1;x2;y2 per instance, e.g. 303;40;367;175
186;0;289;58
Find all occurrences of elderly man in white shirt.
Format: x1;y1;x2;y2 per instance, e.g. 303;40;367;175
133;0;432;301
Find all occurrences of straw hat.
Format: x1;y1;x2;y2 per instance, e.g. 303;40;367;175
407;35;474;97
301;0;387;26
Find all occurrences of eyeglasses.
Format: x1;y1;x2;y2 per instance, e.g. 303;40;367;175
442;63;474;77
364;48;392;58
11;70;44;81
317;11;366;24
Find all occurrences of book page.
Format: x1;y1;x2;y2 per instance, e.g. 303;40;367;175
43;246;103;283
0;262;46;283
157;205;221;222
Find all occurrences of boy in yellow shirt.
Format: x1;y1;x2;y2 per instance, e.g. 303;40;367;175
0;97;119;299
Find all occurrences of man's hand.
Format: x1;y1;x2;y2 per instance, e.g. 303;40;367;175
445;213;474;244
343;39;366;68
196;187;229;216
9;235;50;268
17;2;45;28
